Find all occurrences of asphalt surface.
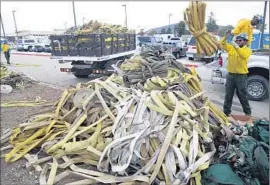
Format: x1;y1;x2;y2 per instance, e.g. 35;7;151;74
1;52;269;118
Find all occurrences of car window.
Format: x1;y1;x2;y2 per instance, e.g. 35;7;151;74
188;37;196;45
24;40;35;43
137;37;151;42
176;42;181;47
17;40;22;44
151;37;156;43
171;38;180;40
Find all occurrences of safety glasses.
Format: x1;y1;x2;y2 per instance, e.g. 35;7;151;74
235;39;243;42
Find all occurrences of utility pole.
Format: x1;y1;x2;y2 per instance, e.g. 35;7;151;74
169;14;173;33
12;10;18;38
122;4;127;28
0;14;6;38
64;22;68;30
260;1;267;49
72;1;77;29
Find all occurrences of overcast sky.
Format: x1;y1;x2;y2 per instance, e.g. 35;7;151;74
1;1;269;34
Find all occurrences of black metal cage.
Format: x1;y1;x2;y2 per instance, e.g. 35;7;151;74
50;33;136;57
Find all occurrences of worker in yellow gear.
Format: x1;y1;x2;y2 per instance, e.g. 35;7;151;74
1;41;11;64
220;33;252;117
226;15;263;46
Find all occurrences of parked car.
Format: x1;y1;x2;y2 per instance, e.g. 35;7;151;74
16;39;37;51
29;43;52;53
7;42;16;50
163;40;187;59
186;35;221;62
43;44;52;52
30;45;45;52
207;50;269;101
136;36;163;50
170;37;182;41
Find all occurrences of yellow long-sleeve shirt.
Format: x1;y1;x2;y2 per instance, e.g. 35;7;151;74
220;37;251;74
1;44;9;52
232;19;253;46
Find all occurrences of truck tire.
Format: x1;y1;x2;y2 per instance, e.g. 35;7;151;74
188;57;194;61
74;74;89;78
176;52;180;59
27;46;33;51
246;75;269;101
204;57;214;63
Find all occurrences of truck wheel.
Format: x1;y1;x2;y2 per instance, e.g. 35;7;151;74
188;57;194;61
74;74;89;78
28;46;33;52
176;52;180;59
246;75;269;101
204;58;214;63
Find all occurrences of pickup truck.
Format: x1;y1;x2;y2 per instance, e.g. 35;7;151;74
136;36;163;51
208;50;269;101
162;40;187;59
50;33;136;78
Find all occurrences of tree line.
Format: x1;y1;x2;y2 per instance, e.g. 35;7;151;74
147;12;266;37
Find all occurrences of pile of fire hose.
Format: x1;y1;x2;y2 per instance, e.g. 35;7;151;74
0;66;37;90
65;20;134;34
0;49;233;185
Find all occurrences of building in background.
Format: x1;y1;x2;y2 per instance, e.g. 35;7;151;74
251;29;269;49
4;29;66;44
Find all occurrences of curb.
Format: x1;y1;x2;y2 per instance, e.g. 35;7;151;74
11;52;51;57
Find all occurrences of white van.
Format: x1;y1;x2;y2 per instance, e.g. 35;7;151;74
16;39;37;51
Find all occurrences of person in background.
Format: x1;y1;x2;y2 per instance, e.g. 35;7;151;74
2;41;11;64
220;32;252;117
226;15;263;46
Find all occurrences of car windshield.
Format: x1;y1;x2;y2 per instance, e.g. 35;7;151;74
24;40;35;43
137;37;151;42
17;40;23;44
188;37;196;45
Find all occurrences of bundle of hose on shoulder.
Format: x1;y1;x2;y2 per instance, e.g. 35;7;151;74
184;1;222;56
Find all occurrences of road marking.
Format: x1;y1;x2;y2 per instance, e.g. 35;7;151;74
184;64;198;68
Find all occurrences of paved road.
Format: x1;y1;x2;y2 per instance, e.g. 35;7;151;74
1;53;268;118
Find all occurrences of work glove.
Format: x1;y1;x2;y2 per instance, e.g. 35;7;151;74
231;40;239;49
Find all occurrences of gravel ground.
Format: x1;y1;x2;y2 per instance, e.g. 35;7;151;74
1;83;63;185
